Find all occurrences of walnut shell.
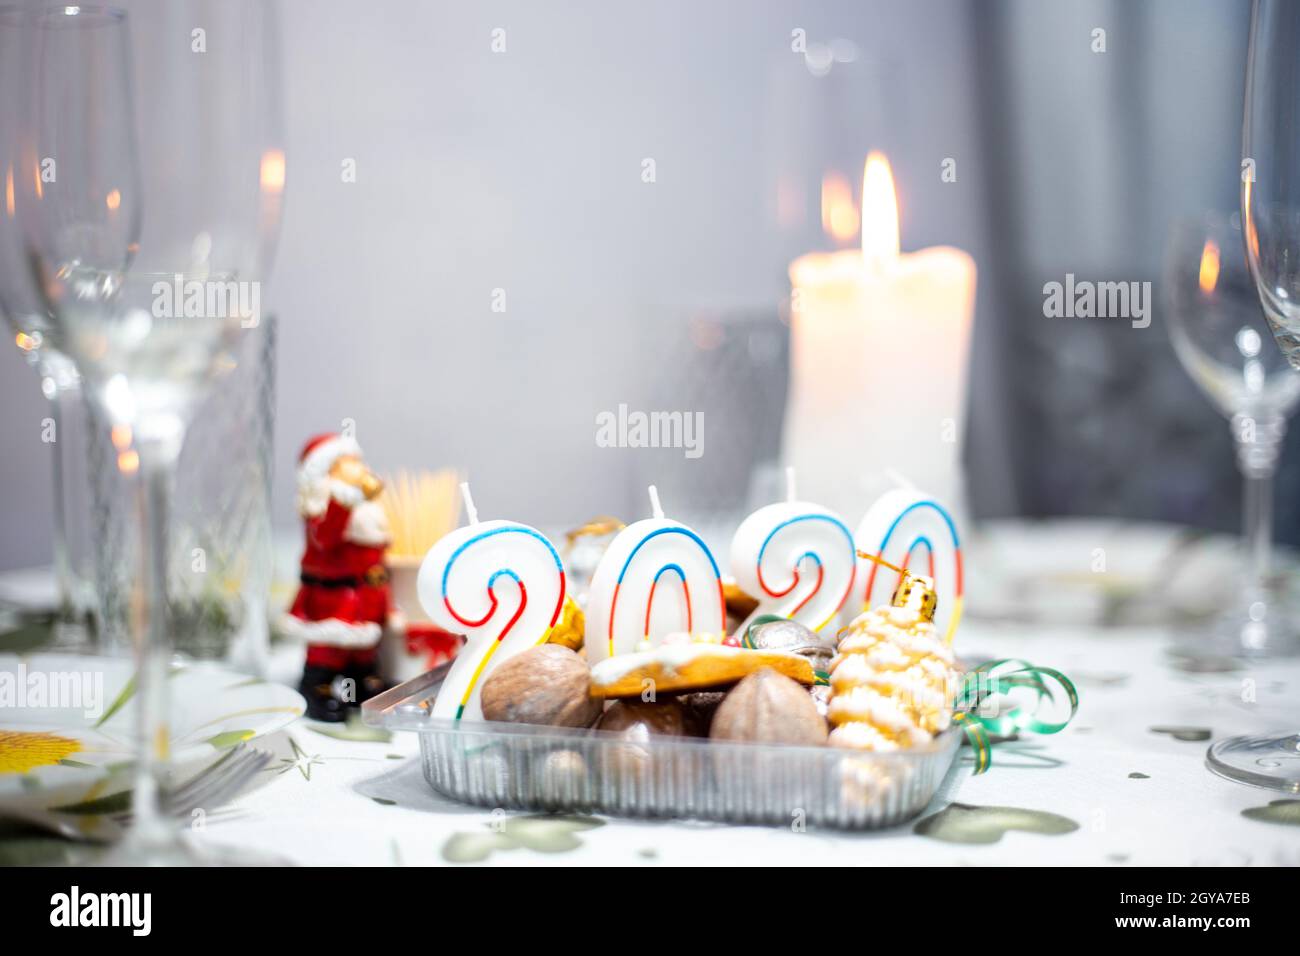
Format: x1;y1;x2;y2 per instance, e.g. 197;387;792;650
480;645;602;728
710;668;828;746
596;698;689;780
680;690;728;735
595;697;689;738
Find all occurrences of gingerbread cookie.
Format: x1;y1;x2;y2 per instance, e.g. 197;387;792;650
589;632;814;698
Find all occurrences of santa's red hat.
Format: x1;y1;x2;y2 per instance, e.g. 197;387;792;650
296;432;365;516
297;432;363;485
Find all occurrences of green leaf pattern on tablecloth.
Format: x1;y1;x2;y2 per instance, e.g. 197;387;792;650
913;803;1079;844
441;815;605;863
1241;799;1300;826
1149;725;1212;742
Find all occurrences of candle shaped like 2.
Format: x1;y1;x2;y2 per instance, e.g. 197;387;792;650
417;484;566;720
584;486;726;663
851;487;963;644
730;468;856;635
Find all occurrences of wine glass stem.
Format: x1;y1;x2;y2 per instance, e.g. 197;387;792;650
127;444;180;848
1233;414;1283;601
44;379;73;620
1243;468;1273;595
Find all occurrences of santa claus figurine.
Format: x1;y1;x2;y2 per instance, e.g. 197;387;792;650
282;432;395;721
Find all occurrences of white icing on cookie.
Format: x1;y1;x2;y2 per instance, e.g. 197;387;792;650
588;635;801;688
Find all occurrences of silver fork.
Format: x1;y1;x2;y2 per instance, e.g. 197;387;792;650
3;743;274;843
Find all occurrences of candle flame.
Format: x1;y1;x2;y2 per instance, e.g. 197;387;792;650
1199;238;1221;295
260;149;286;194
820;171;859;244
861;152;900;270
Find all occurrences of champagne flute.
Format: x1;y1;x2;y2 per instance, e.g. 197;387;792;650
0;6;96;643
13;3;285;860
1208;0;1300;791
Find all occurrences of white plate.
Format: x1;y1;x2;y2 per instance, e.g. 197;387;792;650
0;653;304;815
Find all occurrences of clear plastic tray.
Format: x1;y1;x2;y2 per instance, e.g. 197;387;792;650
363;663;963;830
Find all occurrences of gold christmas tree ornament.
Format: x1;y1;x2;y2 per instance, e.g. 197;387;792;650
856;550;938;622
825;551;958;752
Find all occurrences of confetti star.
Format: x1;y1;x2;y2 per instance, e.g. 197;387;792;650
276;737;323;781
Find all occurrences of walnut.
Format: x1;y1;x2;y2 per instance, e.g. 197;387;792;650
595;697;689;780
680;690;728;735
479;645;602;728
595;697;689;737
709;668;828;746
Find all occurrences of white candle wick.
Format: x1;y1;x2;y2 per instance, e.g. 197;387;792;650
647;484;665;520
785;465;797;503
460;481;480;525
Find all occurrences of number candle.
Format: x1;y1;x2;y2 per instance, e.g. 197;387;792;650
851;487;963;644
729;467;856;635
584;486;726;663
417;483;566;720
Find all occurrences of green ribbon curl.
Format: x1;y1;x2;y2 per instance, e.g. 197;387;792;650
952;658;1078;775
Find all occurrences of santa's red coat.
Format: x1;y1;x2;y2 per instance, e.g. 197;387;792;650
285;497;390;665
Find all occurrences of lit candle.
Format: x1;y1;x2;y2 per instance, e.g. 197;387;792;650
851;487;963;644
729;467;856;635
583;486;726;663
782;152;977;517
416;483;567;720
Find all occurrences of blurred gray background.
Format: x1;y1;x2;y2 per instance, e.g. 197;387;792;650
1;0;1283;571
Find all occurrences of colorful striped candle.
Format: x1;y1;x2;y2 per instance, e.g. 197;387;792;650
417;484;566;720
850;487;963;644
584;486;726;664
729;467;856;636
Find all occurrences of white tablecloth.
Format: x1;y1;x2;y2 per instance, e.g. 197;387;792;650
4;520;1299;865
184;623;1300;866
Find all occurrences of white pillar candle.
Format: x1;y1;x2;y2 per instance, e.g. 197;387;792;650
416;483;567;720
783;152;977;517
729;467;856;636
584;486;726;663
851;487;963;644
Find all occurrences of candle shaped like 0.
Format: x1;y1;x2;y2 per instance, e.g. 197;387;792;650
851;487;963;644
416;484;566;720
729;468;856;635
584;486;726;663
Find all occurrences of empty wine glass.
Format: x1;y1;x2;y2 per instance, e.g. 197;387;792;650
0;6;94;644
10;2;285;860
1205;0;1300;792
1164;212;1300;659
